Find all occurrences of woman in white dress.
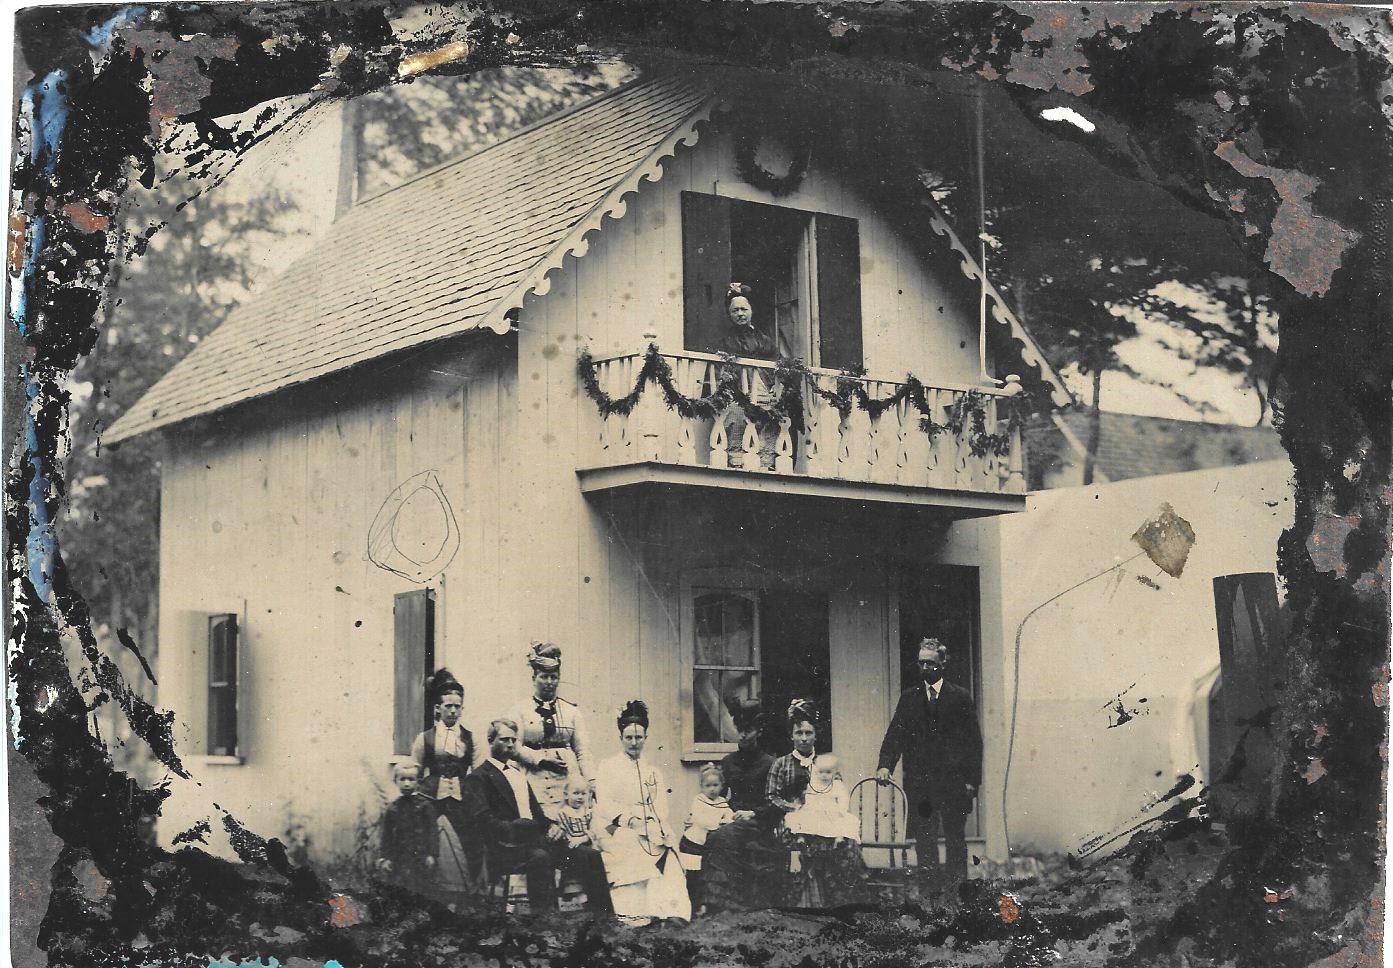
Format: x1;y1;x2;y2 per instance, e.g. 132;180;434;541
594;700;692;925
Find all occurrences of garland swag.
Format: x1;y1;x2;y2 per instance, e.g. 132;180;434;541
577;344;1026;459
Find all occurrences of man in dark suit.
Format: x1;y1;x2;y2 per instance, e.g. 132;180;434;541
461;718;612;916
876;638;983;885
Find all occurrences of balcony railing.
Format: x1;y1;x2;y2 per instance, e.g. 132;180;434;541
579;343;1027;496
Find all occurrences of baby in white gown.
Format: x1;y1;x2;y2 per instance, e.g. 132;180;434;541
784;754;860;843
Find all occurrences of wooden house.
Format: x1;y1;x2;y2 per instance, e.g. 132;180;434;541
108;75;1069;866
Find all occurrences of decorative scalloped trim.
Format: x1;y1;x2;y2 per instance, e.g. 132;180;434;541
478;98;719;335
926;210;1073;408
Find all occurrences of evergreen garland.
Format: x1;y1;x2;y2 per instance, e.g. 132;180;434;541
578;344;1031;458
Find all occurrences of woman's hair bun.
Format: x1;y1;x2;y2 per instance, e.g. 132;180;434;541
617;698;650;731
786;698;818;726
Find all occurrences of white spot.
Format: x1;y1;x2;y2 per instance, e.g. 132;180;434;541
1040;107;1097;133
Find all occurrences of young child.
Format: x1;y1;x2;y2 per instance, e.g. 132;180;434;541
784;754;860;843
555;775;600;849
377;762;438;889
680;764;736;914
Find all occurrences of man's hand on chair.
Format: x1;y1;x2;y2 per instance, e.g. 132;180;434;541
875;768;892;785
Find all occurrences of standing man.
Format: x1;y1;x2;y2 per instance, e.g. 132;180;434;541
876;638;983;886
462;719;612;917
410;670;476;861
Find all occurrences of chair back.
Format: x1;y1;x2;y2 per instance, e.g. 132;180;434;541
849;776;915;869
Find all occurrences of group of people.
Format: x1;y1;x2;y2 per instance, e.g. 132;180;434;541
376;636;983;923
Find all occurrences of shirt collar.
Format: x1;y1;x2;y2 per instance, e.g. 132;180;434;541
488;757;513;772
924;679;943;699
792;749;816;768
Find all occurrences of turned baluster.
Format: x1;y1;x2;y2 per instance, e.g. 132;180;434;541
675;356;697;466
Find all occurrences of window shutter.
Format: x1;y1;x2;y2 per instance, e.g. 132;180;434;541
815;214;863;370
207;614;239;757
682;192;733;353
393;589;436;755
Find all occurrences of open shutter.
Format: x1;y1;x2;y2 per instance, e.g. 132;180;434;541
207;614;239;757
815;214;863;370
393;589;436;755
682;192;733;353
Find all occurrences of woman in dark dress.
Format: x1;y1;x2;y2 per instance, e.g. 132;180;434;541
701;699;782;911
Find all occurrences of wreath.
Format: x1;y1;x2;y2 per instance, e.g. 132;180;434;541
734;129;810;198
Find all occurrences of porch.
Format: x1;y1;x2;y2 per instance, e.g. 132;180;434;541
576;344;1029;516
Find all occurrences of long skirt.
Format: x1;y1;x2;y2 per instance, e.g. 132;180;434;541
785;833;867;908
701;818;789;912
602;830;691;923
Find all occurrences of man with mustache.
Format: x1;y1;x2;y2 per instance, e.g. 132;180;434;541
876;638;982;886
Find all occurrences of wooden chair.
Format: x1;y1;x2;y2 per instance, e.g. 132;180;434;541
849;777;916;869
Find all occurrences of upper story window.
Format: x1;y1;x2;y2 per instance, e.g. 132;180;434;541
681;192;863;370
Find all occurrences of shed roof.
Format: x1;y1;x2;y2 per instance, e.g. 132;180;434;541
109;74;1067;442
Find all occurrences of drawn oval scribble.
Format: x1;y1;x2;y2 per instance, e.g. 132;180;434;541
367;470;460;583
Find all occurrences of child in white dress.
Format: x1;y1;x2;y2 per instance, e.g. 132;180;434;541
784;754;860;843
679;764;736;915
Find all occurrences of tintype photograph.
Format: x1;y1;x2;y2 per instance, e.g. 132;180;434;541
5;2;1389;966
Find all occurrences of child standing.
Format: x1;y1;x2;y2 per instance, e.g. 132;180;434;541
784;754;860;843
378;762;438;890
680;764;736;915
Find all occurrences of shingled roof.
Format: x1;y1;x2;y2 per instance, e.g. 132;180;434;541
1027;410;1287;488
109;73;1068;442
107;76;714;442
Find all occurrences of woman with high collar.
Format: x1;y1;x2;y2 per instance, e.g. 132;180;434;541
594;700;692;926
511;641;592;819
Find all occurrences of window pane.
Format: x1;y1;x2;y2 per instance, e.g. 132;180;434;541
693;669;758;744
722;598;755;666
694;595;726;665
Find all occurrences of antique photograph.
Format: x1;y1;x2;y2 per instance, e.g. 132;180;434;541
5;2;1389;966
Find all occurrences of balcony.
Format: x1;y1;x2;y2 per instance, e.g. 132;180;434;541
576;343;1029;516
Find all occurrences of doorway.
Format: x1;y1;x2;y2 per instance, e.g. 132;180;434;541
898;565;983;839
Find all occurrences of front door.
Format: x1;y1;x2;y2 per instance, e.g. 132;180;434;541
899;565;982;839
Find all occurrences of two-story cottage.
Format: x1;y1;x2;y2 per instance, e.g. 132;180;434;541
107;75;1069;866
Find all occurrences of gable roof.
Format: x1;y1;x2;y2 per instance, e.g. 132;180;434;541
1027;410;1286;486
107;76;714;442
109;74;1068;443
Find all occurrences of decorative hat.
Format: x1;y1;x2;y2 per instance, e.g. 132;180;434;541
786;698;819;727
527;641;563;672
727;696;764;733
726;282;753;303
426;667;464;701
616;699;650;731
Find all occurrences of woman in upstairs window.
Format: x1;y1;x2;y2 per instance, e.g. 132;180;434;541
719;283;781;471
724;283;776;360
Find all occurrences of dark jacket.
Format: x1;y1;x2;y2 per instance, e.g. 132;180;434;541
379;793;437;886
460;760;551;855
877;681;983;800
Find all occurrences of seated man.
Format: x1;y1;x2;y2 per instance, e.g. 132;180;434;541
461;718;612;917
